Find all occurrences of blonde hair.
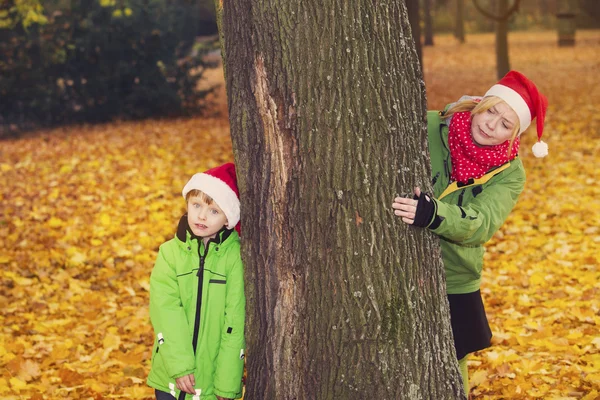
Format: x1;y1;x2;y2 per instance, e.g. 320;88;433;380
443;96;521;157
185;189;215;205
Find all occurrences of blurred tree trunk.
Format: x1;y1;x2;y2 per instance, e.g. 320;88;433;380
556;0;577;47
473;0;521;79
455;0;466;43
218;0;466;398
496;0;510;78
407;0;423;68
424;0;435;46
192;0;217;35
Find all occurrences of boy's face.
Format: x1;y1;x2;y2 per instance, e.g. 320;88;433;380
187;195;228;240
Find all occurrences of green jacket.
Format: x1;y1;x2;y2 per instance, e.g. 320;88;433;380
147;216;245;399
426;110;526;294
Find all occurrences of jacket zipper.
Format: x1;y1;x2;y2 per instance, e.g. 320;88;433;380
178;243;209;400
443;158;450;181
432;171;440;187
192;244;209;354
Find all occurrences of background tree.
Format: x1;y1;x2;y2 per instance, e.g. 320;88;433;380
455;0;466;43
406;0;423;68
196;0;218;35
473;0;521;79
0;0;214;135
0;0;47;29
218;0;465;398
424;0;435;46
556;0;577;47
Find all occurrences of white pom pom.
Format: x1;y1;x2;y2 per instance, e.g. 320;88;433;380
532;140;548;158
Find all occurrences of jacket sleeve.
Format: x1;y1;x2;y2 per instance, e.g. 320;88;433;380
149;245;196;379
213;256;246;399
429;166;525;246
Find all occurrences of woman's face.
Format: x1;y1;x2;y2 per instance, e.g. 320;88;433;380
471;102;519;146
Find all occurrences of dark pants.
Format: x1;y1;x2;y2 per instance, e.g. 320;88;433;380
155;389;176;400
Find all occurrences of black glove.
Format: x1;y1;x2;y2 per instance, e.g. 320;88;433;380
412;192;436;228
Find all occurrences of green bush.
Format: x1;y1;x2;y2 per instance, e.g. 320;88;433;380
0;0;217;134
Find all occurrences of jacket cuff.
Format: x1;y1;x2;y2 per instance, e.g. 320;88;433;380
214;388;243;399
171;369;195;379
426;199;443;230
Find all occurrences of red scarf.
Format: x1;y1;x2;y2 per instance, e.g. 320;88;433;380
448;111;519;184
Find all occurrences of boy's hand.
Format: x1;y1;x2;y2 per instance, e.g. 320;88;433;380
176;374;196;394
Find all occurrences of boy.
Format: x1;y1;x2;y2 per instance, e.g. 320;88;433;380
147;163;245;400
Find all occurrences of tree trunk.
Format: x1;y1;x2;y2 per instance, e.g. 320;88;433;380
406;0;423;70
496;0;510;78
424;0;435;46
556;0;577;47
220;1;465;398
473;0;521;78
455;0;466;43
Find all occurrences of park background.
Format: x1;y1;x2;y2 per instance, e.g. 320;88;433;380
0;0;599;399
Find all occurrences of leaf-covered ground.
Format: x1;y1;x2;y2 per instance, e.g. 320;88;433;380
1;30;599;399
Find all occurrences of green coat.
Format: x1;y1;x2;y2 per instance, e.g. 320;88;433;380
147;218;245;399
426;110;526;294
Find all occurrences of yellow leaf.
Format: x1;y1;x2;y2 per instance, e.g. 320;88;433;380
70;251;87;265
529;273;546;286
89;381;108;393
138;279;150;291
59;164;73;174
584;373;600;384
48;217;63;228
582;391;599;400
13;276;34;286
122;384;152;399
0;377;9;394
566;330;583;340
103;333;121;351
9;377;27;391
469;369;488;388
18;359;41;382
100;213;111;226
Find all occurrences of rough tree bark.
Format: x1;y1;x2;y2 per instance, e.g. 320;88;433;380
219;1;465;398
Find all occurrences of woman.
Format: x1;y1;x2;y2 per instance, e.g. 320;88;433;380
392;70;548;394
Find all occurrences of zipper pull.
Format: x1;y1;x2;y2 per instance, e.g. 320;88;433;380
197;243;208;277
197;256;204;277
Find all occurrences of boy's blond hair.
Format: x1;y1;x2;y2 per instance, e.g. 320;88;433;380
443;96;521;157
185;189;215;205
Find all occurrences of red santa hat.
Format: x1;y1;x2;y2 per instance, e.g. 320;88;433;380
484;70;549;158
182;162;240;231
